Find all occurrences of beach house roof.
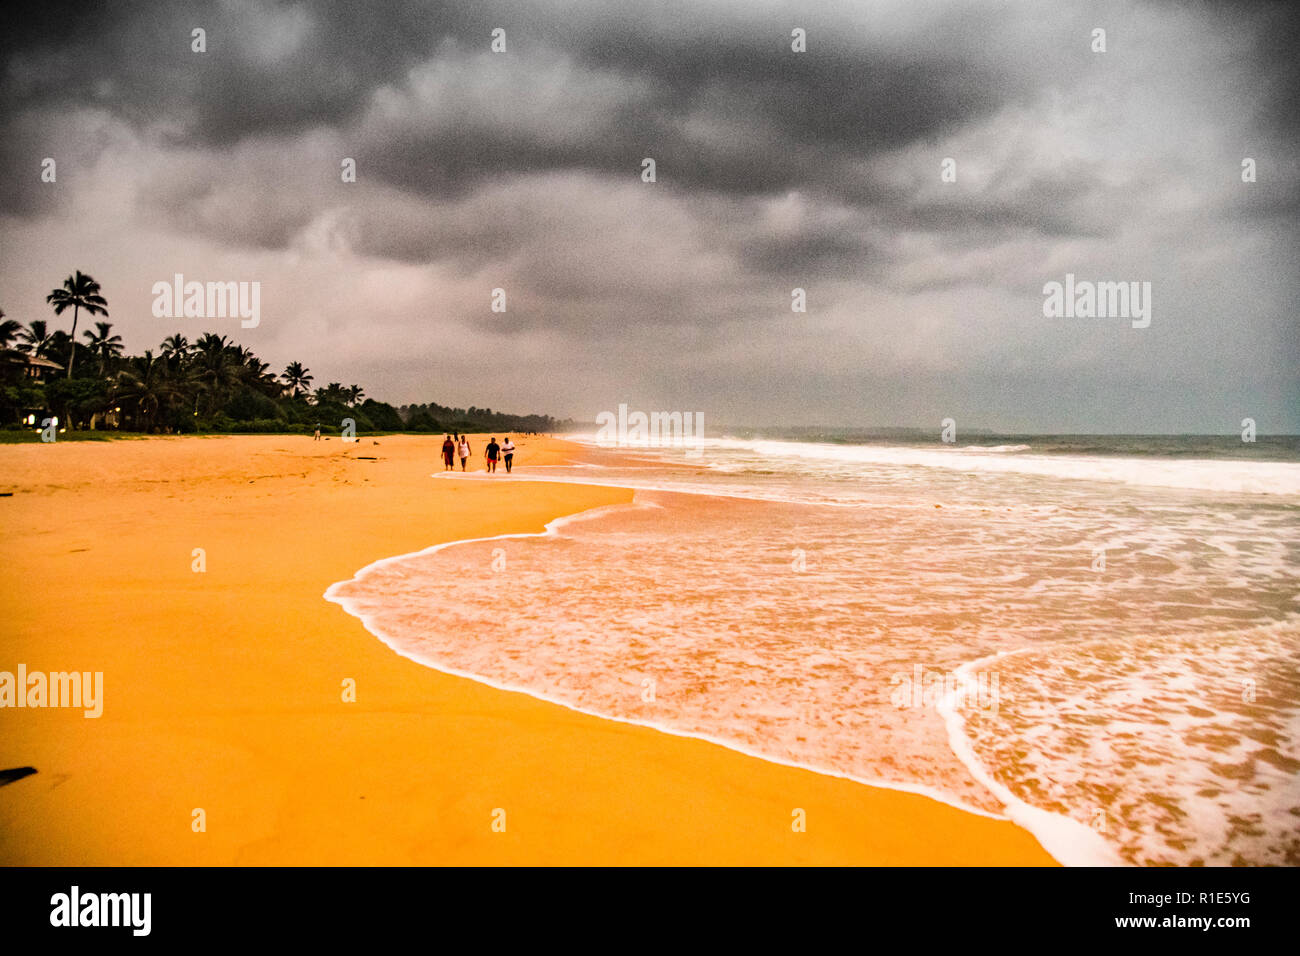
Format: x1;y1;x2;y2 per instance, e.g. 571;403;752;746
1;351;66;377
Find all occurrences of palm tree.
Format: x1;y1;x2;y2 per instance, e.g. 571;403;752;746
346;384;365;406
314;382;347;406
46;271;109;378
160;334;191;366
191;334;239;414
0;309;19;349
46;330;72;362
114;350;180;432
83;321;124;374
18;319;53;357
281;361;312;398
243;356;282;397
194;332;230;354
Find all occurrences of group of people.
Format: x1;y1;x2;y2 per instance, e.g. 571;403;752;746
442;434;516;473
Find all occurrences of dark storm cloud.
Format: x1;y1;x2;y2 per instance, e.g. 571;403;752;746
350;17;1028;203
3;0;1293;219
1230;0;1300;139
1;1;466;142
1;0;1029;210
1;0;1296;429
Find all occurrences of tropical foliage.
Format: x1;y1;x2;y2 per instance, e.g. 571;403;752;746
1;270;569;435
45;270;108;378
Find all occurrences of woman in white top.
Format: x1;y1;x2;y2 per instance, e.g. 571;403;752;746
457;436;471;470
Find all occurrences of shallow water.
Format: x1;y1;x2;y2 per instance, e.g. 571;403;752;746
327;437;1300;864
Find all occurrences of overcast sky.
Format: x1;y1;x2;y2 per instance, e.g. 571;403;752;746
1;0;1296;431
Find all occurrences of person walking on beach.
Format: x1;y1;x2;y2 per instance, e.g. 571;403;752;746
441;434;456;471
485;437;500;474
457;434;471;471
501;436;515;473
313;422;321;441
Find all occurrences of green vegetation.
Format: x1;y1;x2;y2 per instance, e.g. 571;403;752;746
397;402;559;437
0;271;571;436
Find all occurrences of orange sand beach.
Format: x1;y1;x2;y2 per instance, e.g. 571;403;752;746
0;434;1055;865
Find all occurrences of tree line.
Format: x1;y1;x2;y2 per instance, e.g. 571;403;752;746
0;271;570;436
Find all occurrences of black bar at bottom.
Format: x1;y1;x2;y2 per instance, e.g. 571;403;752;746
0;865;1287;942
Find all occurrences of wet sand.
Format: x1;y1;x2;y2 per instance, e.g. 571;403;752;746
0;434;1055;864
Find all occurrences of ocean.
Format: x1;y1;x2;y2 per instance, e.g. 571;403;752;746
326;434;1300;866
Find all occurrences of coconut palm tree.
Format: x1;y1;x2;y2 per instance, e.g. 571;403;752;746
194;332;230;355
83;321;124;374
0;310;20;351
160;333;191;366
46;330;72;361
281;361;313;398
46;271;109;378
243;356;282;397
114;351;180;432
346;384;365;406
191;334;239;414
314;382;348;405
17;319;53;357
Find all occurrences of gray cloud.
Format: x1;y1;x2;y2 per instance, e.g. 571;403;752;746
0;0;1296;430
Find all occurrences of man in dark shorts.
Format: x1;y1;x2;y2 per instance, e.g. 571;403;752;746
501;436;515;473
485;437;500;473
441;434;455;470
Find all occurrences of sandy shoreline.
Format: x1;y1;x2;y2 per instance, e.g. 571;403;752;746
0;434;1055;864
